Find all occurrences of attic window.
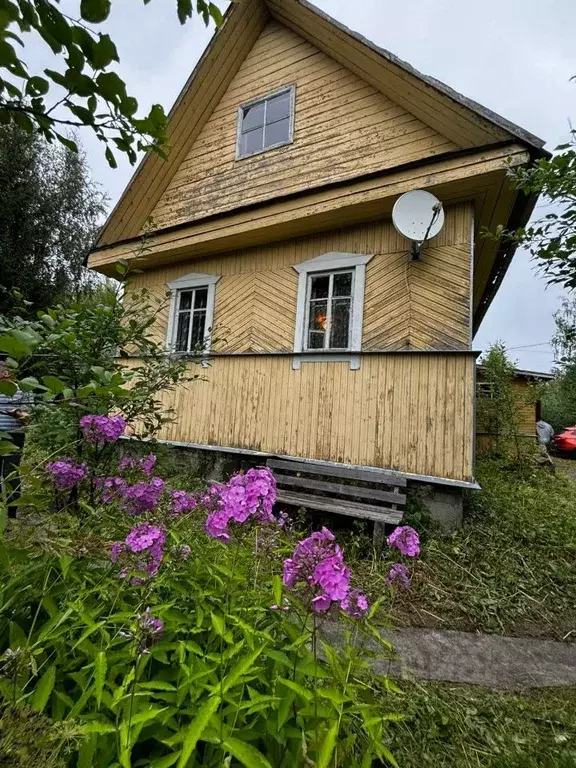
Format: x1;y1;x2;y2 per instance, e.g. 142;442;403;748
237;86;295;159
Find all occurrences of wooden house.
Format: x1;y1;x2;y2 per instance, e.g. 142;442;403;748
87;0;546;524
476;367;553;453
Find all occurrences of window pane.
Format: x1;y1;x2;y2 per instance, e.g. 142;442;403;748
190;311;206;348
333;272;353;297
242;101;265;131
178;290;193;311
264;118;290;148
266;91;290;124
175;312;190;351
308;330;325;349
309;300;328;332
310;275;329;300
240;126;264;156
194;288;208;309
329;299;351;348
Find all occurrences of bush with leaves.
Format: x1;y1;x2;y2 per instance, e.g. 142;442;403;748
0;411;407;767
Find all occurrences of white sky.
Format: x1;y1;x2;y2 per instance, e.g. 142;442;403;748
26;0;576;370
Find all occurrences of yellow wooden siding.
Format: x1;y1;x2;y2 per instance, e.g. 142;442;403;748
129;203;472;353
125;353;475;481
149;20;457;232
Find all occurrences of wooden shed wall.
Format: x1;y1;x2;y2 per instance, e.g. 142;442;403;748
124;353;475;482
149;20;457;232
132;203;473;353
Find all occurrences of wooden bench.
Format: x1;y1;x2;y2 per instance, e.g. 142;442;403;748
268;458;406;536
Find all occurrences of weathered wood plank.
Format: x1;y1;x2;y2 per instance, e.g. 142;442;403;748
274;472;407;505
268;458;407;486
276;490;403;524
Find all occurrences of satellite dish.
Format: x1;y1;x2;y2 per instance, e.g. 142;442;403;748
392;190;445;260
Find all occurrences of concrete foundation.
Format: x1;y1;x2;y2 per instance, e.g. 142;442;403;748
411;482;464;529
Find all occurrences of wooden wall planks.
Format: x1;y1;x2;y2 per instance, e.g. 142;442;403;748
123;352;475;482
129;203;473;354
149;20;457;232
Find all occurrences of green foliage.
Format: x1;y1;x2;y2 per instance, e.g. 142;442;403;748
505;125;576;291
0;123;106;316
387;681;576;767
542;299;576;429
0;0;223;164
0;488;400;766
477;342;538;463
353;456;576;640
0;275;195;449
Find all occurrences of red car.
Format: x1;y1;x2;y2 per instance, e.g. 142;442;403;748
553;427;576;453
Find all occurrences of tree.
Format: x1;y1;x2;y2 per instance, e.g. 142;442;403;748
0;0;223;166
541;298;576;430
505;123;576;291
0;122;107;315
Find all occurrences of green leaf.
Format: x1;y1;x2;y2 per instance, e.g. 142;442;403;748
94;650;107;708
0;333;32;358
42;375;68;394
80;0;111;23
317;722;338;768
105;145;117;169
210;612;225;636
26;75;49;95
272;575;282;606
220;645;264;693
56;133;79;153
77;733;97;768
0;380;17;397
137;680;176;691
277;678;313;701
91;33;118;69
177;695;220;768
223;738;273;768
32;665;56;712
150;754;181;768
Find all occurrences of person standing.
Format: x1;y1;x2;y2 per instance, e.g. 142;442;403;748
0;357;30;518
536;419;554;460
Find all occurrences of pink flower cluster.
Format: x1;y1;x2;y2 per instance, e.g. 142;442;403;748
80;414;126;445
112;522;166;578
205;467;277;543
121;478;165;515
119;453;157;476
171;490;197;515
45;459;88;490
282;527;368;617
386;563;411;588
387;525;420;558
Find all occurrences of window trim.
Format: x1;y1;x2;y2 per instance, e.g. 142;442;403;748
236;84;296;160
166;272;219;355
292;252;373;370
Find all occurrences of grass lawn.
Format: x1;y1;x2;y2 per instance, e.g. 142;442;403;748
387;682;576;767
353;456;576;640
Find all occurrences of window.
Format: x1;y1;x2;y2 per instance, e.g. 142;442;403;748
293;252;373;370
306;271;354;350
237;86;295;159
166;273;219;354
476;382;497;399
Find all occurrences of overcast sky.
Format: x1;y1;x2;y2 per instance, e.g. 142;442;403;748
29;0;576;370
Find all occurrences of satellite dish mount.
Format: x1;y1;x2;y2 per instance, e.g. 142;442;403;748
392;190;445;261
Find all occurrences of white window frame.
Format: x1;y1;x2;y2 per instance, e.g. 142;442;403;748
236;84;296;160
292;252;373;370
166;272;219;355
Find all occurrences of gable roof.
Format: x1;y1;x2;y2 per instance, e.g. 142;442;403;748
95;0;546;250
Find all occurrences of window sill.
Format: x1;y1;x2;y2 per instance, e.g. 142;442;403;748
292;353;360;371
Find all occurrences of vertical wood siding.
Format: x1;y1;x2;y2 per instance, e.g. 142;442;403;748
124;353;475;481
149;20;457;231
131;203;473;353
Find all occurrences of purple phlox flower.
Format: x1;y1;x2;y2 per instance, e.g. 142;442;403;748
80;414;126;445
45;458;88;490
138;607;164;652
277;511;291;529
110;542;125;562
179;545;191;559
139;453;157;475
100;476;127;503
282;558;299;589
387;525;421;558
119;455;136;471
121;477;165;515
171;490;198;516
203;466;277;541
205;510;231;542
311;594;332;613
312;555;350;601
125;522;165;553
386;563;411;588
340;589;369;618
